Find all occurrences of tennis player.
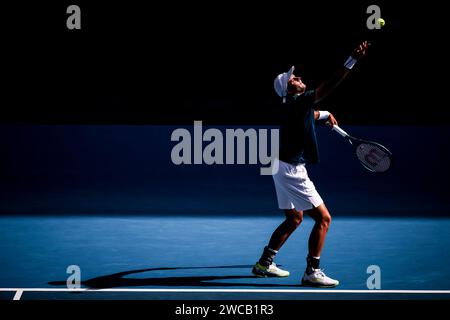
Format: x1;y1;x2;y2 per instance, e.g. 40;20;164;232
252;41;369;287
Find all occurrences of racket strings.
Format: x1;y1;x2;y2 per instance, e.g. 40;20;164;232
356;143;391;173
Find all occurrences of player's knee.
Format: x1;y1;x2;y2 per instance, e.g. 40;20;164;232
321;213;332;229
285;209;303;228
313;212;331;229
291;214;303;228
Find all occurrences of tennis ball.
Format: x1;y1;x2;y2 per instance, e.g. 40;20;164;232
377;18;385;28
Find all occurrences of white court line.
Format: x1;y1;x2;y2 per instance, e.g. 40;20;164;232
2;288;450;294
12;290;23;301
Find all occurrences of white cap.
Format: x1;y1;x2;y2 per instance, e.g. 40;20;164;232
273;66;295;102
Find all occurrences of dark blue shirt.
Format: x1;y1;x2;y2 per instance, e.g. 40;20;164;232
278;90;320;165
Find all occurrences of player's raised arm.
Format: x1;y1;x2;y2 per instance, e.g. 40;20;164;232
314;41;369;103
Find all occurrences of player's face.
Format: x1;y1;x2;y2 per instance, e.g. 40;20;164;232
288;75;306;94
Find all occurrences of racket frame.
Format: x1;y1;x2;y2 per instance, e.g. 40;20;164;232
332;125;392;173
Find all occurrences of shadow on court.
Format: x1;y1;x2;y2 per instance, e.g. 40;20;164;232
48;265;299;289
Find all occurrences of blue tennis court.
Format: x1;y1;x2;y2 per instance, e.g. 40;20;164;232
1;215;450;300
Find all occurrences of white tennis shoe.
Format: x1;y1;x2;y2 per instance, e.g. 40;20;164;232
301;269;339;287
252;262;290;277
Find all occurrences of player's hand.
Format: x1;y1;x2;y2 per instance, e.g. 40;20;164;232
326;113;338;127
352;41;369;59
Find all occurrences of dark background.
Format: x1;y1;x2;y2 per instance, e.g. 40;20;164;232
1;1;449;216
2;1;448;125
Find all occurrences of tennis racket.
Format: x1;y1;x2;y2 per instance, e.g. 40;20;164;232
332;125;392;173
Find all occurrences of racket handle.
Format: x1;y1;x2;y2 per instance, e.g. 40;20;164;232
332;125;349;138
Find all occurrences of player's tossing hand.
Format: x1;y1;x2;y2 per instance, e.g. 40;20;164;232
352;41;369;59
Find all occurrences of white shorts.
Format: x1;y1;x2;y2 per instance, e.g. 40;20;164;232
272;159;324;211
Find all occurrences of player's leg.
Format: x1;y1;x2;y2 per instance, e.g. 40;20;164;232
268;208;303;251
301;203;339;287
305;203;331;260
252;209;302;277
